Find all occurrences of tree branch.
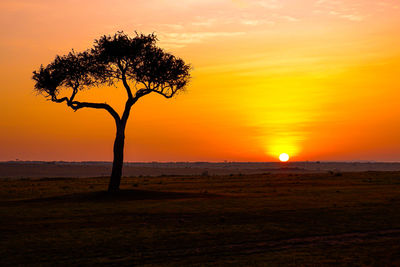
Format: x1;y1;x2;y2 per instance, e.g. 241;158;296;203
68;84;79;103
121;74;133;99
50;90;121;124
69;101;120;123
119;87;155;125
151;88;177;98
51;96;69;103
133;85;176;100
117;60;133;99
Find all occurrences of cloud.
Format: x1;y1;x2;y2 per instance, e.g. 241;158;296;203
231;0;282;9
159;24;185;30
253;0;282;9
339;14;363;22
191;18;217;27
240;19;275;26
315;0;365;22
279;15;299;22
160;31;245;48
328;10;364;22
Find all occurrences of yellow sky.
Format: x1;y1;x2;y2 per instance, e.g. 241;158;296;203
1;0;400;161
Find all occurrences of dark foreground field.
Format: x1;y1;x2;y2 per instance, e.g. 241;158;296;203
1;172;400;266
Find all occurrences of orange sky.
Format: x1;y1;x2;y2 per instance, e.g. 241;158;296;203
1;0;400;162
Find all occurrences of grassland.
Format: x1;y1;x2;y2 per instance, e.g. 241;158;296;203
1;171;400;266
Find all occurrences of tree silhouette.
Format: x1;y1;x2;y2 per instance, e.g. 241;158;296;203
33;32;191;192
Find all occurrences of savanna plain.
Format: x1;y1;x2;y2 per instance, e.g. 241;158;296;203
1;163;400;266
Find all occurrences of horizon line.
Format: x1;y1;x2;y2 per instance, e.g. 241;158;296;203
2;160;400;164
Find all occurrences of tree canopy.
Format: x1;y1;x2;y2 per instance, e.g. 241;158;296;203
33;32;191;118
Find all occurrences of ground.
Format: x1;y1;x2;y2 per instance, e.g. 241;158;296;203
1;171;400;266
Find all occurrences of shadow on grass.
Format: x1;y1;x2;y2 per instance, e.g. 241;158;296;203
5;189;220;204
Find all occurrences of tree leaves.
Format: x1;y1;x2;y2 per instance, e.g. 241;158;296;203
32;31;191;101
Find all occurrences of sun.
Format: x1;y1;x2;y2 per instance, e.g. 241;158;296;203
279;153;290;162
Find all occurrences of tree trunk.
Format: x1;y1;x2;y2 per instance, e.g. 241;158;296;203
108;124;125;192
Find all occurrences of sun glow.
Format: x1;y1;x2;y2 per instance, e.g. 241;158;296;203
266;136;300;160
279;153;290;162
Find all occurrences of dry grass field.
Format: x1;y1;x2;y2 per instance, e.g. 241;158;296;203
1;171;400;266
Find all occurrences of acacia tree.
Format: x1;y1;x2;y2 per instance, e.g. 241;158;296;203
33;32;191;192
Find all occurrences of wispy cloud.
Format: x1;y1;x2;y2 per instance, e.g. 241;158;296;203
191;18;217;27
159;24;185;30
160;31;245;48
279;15;299;22
337;13;363;22
252;0;282;9
231;0;282;9
240;19;275;26
315;0;365;22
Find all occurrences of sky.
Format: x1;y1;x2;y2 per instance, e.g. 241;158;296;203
1;0;400;162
